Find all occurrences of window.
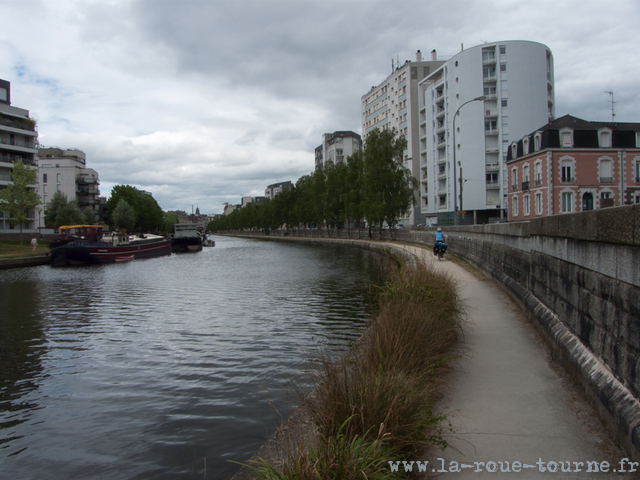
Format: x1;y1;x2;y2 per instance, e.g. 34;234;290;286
512;196;519;217
502;99;508;108
535;192;543;215
511;168;518;190
500;45;506;55
534;133;542;151
561;130;573;147
486;172;499;185
43;184;47;193
599;158;613;183
57;184;61;192
535;162;542;185
601;191;611;199
561;159;574;183
523;193;530;216
599;130;611;148
500;63;507;72
43;173;47;183
582;192;594;211
562;192;573;213
636;162;640;182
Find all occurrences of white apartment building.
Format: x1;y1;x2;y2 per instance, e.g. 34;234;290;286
265;181;292;199
315;131;362;169
0;79;39;231
418;41;554;225
361;50;445;225
38;148;101;226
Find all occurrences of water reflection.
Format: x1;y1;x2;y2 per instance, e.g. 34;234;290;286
0;236;383;479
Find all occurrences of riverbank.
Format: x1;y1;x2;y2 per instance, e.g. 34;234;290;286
228;234;634;479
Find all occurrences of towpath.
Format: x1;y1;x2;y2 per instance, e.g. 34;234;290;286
393;243;633;479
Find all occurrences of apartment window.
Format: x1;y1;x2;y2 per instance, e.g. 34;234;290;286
599;130;611;148
43;173;47;183
523;164;530;181
561;159;574;183
599;158;613;183
582;192;594;211
561;130;573;147
535;192;543;215
43;184;47;194
43;195;47;204
523;193;530;216
500;63;507;72
535;162;542;185
534;133;542;151
502;99;508;108
484;86;496;97
601;191;611;199
486;172;499;185
562;192;573;213
511;168;518;190
57;184;61;192
635;161;640;182
500;45;506;55
57;173;61;182
512;196;519;217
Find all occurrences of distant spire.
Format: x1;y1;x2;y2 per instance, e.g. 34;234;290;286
196;206;200;215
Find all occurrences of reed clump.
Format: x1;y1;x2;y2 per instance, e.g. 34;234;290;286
244;259;464;479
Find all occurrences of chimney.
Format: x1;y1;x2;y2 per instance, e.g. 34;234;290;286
431;49;437;61
416;50;422;62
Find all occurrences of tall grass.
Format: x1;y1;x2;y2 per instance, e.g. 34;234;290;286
243;259;464;479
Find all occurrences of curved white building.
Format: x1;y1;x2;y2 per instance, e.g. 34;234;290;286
418;41;554;225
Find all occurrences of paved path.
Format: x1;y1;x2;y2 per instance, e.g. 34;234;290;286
393;245;634;479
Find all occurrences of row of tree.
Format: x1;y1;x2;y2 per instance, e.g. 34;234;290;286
207;129;417;234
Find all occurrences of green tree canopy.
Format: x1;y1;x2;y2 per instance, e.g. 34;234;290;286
105;185;164;232
0;160;40;242
44;191;69;228
112;198;136;232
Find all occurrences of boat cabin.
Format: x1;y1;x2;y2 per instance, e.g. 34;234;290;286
56;225;104;243
173;223;200;238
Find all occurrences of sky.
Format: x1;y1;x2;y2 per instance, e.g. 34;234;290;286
2;0;639;215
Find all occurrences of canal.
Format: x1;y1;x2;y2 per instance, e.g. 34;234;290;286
0;235;385;479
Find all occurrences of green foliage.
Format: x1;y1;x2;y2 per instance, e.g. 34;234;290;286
105;185;164;232
55;199;86;227
44;191;69;228
0;160;41;241
112;198;136;232
163;211;178;233
207;130;418;233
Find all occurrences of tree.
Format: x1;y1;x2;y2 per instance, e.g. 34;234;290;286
105;185;164;232
362;129;417;236
0;160;40;243
55;199;86;227
163;211;178;233
112;199;136;232
44;191;69;228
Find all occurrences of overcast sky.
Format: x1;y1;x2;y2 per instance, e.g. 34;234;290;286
2;0;639;214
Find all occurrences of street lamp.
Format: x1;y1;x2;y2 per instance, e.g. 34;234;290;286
452;95;486;225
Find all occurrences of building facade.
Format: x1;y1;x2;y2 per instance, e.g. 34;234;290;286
362;50;445;225
0;79;39;231
418;41;554;225
265;181;292;199
314;131;362;169
507;115;640;221
38;148;101;225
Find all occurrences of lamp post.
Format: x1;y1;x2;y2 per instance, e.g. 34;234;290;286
452;95;486;225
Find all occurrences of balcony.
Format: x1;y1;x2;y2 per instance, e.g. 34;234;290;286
522;180;530;191
76;177;100;185
485;128;499;135
483;75;497;83
485;163;500;171
512;184;518;191
560;177;575;184
0;114;36;132
535;178;542;186
0;137;37;149
599;177;613;184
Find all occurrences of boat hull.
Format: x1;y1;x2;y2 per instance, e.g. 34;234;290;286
171;236;203;253
51;240;172;266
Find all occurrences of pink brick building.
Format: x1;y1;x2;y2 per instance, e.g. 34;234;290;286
506;115;640;221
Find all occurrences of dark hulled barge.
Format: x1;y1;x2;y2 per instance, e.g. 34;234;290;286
49;225;172;266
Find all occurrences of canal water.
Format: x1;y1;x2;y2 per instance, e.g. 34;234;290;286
0;236;385;479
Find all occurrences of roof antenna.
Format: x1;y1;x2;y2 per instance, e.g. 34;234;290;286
605;91;616;122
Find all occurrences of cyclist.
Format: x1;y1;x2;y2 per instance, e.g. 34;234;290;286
434;227;447;256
